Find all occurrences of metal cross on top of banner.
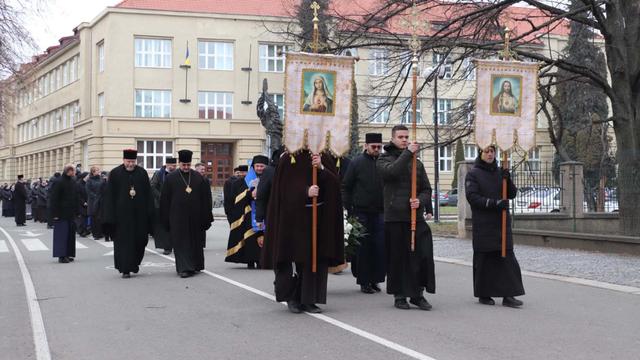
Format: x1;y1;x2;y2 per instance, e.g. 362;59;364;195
401;0;427;252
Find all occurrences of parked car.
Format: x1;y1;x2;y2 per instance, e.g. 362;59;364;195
513;187;561;213
432;190;456;206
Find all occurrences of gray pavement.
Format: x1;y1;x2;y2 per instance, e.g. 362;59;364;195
1;215;639;360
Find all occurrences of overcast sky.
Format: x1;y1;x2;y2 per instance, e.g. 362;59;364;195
26;0;120;54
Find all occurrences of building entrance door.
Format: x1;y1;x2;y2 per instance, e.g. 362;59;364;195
201;142;233;187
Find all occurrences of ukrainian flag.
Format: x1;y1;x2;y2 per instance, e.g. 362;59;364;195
184;42;191;66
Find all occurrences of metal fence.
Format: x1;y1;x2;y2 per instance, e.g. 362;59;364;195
511;162;562;214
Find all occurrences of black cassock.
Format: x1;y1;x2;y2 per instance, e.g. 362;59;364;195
14;182;28;225
225;178;261;264
102;165;154;274
160;169;213;274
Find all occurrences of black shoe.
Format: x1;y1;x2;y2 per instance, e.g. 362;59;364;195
371;283;382;292
300;304;322;313
162;249;171;255
58;257;69;263
247;262;256;269
479;297;495;305
360;285;375;294
287;300;302;314
410;297;433;311
67;257;74;262
502;297;523;308
179;272;192;278
394;298;410;310
122;273;131;279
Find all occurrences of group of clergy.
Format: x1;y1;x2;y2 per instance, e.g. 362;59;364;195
97;148;212;278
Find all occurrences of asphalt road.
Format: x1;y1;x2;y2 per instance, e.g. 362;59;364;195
1;215;639;360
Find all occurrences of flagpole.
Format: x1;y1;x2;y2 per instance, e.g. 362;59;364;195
499;27;513;258
310;1;321;273
179;41;191;103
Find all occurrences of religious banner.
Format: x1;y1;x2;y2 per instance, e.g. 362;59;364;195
474;59;539;151
283;52;355;156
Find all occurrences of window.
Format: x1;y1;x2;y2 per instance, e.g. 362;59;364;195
437;99;453;125
98;93;105;116
402;98;422;124
55;68;61;90
71;102;79;126
527;147;540;172
198;91;233;119
369;97;389;124
495;149;512;168
439;145;452;172
432;53;452;79
43;74;50;96
135;90;172;118
62;62;69;86
135;38;172;68
271;94;284;120
98;42;105;72
198;41;233;70
462;58;476;80
464;144;478;160
70;56;78;82
136;140;174;170
259;44;287;72
369;49;389;76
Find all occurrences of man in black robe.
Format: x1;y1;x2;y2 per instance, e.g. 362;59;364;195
465;145;524;307
150;157;176;255
160;149;213;278
342;133;386;294
262;151;344;314
51;164;79;263
103;149;154;278
377;125;435;311
225;155;268;268
223;165;247;218
14;175;28;226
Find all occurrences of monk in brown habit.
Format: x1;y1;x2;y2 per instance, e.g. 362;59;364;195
262;151;344;314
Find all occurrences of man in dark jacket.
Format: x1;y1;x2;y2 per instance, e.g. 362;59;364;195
51;165;79;263
342;133;385;294
46;173;61;228
86;166;105;240
465;145;524;308
36;179;49;223
14;175;28;226
150;157;176;254
75;172;90;237
377;125;435;311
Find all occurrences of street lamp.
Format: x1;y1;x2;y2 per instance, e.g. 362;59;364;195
425;65;446;223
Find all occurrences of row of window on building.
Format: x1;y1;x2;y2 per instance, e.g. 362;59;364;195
435;145;541;173
17;101;80;143
18;55;80;109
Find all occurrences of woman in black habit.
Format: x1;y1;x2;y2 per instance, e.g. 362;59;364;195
51;164;79;263
465;145;525;307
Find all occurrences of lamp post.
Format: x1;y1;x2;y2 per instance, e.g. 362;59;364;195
427;65;446;223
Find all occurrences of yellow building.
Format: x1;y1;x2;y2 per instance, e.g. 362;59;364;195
0;0;568;189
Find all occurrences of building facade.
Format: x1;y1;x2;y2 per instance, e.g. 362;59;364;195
0;1;569;189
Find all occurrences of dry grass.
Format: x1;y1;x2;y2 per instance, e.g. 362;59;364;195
428;221;459;237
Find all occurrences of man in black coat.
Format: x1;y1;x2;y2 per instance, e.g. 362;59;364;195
36;180;49;223
102;149;155;278
14;175;28;226
223;166;247;218
160;149;213;278
465;145;524;308
342;133;386;294
46;173;61;228
51;165;79;263
150;157;176;254
75;172;90;237
377;125;435;311
86;167;105;240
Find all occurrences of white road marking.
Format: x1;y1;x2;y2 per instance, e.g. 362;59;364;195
20;231;42;237
75;241;88;249
103;250;114;256
145;247;438;360
96;241;113;248
0;240;8;253
20;239;48;252
434;256;640;296
0;227;52;360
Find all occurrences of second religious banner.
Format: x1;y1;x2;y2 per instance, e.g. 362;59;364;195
475;59;539;151
284;52;355;156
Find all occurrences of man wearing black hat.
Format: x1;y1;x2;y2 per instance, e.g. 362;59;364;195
342;133;386;294
225;155;268;268
160;149;213;278
150;157;177;255
223;165;247;218
14;175;28;226
102;149;155;278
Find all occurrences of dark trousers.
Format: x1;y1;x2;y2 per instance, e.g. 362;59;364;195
53;220;76;258
89;215;104;239
353;211;386;285
274;261;328;305
75;215;89;235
